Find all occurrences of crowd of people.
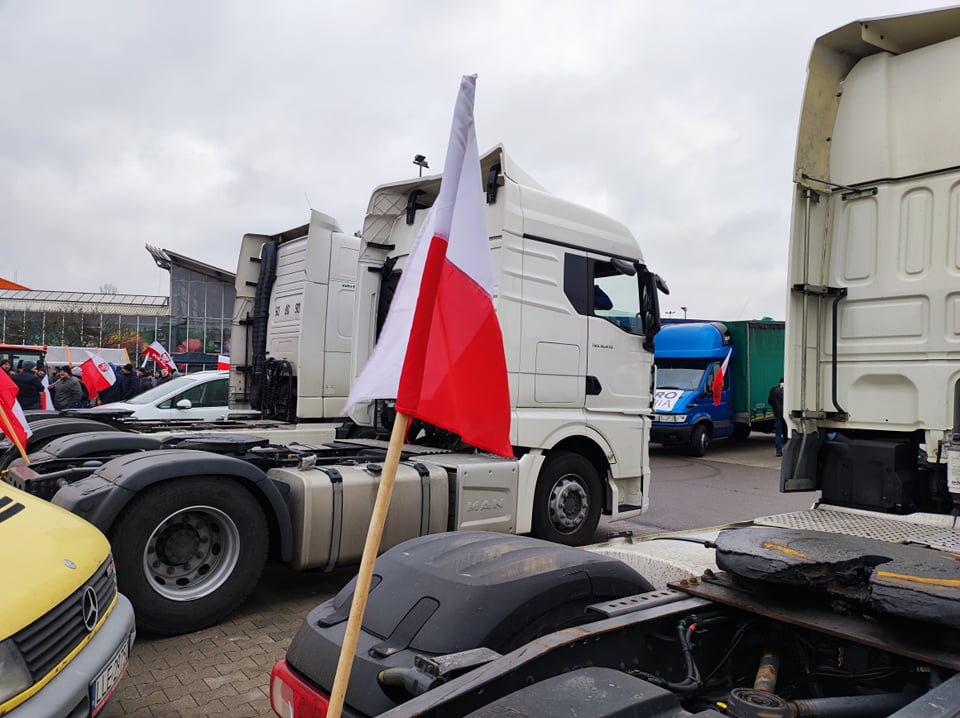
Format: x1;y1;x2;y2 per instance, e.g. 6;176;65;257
2;359;178;410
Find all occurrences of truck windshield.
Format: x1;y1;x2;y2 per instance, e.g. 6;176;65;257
655;366;704;391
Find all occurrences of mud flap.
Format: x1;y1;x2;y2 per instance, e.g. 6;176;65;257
780;430;821;492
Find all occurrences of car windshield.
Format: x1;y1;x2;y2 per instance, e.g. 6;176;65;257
655;366;706;392
124;375;201;405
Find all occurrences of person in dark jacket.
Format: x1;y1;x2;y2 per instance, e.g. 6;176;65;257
50;366;85;409
139;370;156;393
768;378;785;457
117;364;141;401
11;361;44;410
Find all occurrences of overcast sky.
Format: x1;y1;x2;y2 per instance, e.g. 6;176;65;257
0;1;945;320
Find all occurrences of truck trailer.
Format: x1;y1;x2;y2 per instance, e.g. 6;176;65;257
652;319;784;455
1;145;665;636
270;8;960;718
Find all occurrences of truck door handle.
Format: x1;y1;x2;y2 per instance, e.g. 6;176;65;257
586;376;602;395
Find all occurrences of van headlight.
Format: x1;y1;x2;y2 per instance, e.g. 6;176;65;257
0;639;32;703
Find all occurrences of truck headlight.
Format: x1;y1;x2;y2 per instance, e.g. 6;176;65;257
0;639;32;703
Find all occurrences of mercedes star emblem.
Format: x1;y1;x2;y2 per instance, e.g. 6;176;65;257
82;586;99;632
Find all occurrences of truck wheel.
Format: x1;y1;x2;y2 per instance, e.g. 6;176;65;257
109;477;269;635
690;425;710;457
732;423;751;441
532;452;602;546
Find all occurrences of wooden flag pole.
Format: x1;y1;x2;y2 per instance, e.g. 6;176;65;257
0;404;30;466
326;410;411;718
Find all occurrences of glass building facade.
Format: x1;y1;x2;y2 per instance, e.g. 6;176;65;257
0;248;235;370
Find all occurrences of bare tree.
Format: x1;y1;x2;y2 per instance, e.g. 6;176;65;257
99;282;119;295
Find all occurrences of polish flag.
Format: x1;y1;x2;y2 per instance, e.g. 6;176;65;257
143;341;176;372
712;347;733;406
345;75;511;457
0;370;33;454
80;351;117;399
40;373;53;410
217;354;230;371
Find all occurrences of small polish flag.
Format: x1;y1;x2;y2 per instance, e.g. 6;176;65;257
80;351;117;399
40;374;53;411
0;370;33;455
217;355;230;371
143;341;177;372
712;348;733;406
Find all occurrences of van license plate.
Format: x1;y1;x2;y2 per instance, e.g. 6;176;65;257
90;636;130;716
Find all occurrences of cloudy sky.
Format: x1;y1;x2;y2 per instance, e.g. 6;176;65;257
0;1;943;320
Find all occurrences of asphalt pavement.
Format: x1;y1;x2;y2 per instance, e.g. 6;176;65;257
102;433;813;717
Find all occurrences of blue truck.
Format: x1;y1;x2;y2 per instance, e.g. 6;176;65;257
650;319;784;456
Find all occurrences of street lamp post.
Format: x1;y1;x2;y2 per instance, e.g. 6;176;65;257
681;306;688;319
413;154;429;177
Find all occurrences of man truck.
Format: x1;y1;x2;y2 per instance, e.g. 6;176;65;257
652;319;784;455
270;8;960;718
1;145;665;636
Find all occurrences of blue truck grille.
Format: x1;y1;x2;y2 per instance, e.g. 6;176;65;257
13;556;117;681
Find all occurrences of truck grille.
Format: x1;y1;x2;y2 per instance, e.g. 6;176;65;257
13;556;118;681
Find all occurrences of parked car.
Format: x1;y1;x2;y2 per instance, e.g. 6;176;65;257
81;370;229;422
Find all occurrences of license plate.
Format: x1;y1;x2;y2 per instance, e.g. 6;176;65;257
90;635;130;716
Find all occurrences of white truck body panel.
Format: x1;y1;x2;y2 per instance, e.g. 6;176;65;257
789;9;960;434
266;211;359;418
785;8;960;507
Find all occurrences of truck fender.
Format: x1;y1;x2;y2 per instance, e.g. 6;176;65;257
0;417;122;471
24;431;164;462
534;422;615;475
51;448;294;563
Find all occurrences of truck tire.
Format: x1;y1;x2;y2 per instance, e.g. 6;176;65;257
532;452;602;546
109;477;269;635
690;424;710;457
732;423;751;441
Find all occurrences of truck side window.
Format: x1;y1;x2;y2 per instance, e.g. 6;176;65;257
705;362;730;392
594;262;642;334
563;254;661;341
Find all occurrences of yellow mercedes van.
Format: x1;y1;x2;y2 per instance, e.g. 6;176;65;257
0;483;135;717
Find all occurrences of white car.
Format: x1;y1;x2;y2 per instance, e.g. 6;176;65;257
81;370;230;422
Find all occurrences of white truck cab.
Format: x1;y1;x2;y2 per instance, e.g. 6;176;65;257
348;145;664;535
782;6;960;514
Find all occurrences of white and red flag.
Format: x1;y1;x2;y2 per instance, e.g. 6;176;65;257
0;370;32;454
143;341;176;372
80;351;117;400
712;347;733;406
217;354;230;371
345;75;511;457
40;373;53;410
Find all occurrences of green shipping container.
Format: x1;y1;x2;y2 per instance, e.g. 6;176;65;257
724;319;785;432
